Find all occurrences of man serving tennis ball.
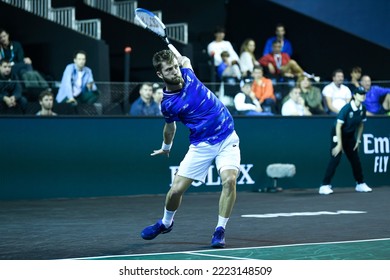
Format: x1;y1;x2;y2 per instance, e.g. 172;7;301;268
140;49;241;248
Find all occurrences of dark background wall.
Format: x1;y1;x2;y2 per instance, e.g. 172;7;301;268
0;2;110;82
1;0;389;82
1;116;388;200
269;0;390;50
225;0;390;81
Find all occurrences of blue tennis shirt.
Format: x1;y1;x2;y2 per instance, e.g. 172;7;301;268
161;68;234;145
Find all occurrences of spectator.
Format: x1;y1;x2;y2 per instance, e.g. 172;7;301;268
129;82;161;116
251;66;276;113
319;86;372;195
360;75;390;116
259;40;318;81
217;51;241;81
239;38;260;78
152;83;164;113
348;66;362;93
263;23;293;57
207;26;240;70
0;28;33;79
322;69;352;115
36;90;57;116
0;58;27;113
297;75;325;115
281;87;312;116
234;79;273;116
56;50;100;105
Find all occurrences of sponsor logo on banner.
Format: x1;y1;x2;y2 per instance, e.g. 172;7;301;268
362;133;389;173
169;164;255;187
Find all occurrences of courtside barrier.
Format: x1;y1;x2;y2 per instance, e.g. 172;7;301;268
0;116;388;199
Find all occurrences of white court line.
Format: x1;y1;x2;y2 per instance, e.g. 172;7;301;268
241;210;367;218
70;237;390;260
186;252;254;260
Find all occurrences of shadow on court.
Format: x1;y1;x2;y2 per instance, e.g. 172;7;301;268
0;186;389;260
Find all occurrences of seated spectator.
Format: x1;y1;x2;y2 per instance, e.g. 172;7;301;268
322;69;352;114
36;90;57;116
129;82;161;116
263;23;293;57
56;50;100;105
152;83;163;113
0;28;48;91
259;40;319;82
348;66;362;93
234;79;273;116
239;38;260;78
281;87;312;116
217;51;241;81
0;28;33;79
0;58;27;113
207;26;240;75
297;76;325;115
251;65;276;113
360;75;390;116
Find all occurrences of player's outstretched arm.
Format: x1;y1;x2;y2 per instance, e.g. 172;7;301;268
178;56;193;70
151;122;177;157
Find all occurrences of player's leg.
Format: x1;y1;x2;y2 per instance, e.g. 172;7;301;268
213;131;240;248
141;142;212;240
141;175;193;241
165;175;193;210
219;168;238;219
162;175;193;227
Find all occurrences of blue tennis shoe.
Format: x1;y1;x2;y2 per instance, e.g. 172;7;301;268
211;226;226;248
141;219;174;240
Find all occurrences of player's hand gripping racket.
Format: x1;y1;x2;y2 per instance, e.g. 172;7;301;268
135;8;182;58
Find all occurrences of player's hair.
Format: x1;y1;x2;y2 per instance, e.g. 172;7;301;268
152;49;175;72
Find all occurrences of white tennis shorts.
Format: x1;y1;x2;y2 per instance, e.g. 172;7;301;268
177;131;241;183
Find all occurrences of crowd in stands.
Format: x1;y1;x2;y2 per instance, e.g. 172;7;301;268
206;24;390;117
1;24;389;117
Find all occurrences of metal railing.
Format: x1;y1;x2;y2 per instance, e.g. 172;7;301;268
1;0;101;40
84;0;188;44
1;80;390;116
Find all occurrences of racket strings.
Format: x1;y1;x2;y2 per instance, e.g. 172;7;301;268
136;13;165;37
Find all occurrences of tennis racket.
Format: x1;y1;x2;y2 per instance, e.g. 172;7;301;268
134;8;182;58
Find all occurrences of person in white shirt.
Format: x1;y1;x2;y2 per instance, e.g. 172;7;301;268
322;69;351;114
281;87;312;116
239;38;260;78
234;79;273;116
207;26;240;68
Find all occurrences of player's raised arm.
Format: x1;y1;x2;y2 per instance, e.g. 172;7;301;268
177;56;193;70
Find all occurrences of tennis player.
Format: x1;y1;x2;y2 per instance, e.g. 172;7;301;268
140;49;241;248
319;86;372;195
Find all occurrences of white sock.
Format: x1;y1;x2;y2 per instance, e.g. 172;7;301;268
162;208;176;228
216;215;229;229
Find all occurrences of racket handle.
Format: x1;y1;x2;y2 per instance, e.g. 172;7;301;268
168;44;182;58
